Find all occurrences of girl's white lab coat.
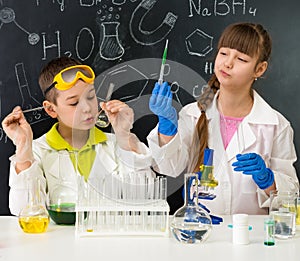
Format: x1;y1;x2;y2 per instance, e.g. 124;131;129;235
147;90;299;215
9;133;153;216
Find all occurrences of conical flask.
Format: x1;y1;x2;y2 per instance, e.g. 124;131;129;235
99;22;124;60
47;151;77;225
18;177;50;233
170;173;212;243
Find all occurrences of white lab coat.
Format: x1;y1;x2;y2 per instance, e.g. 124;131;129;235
147;90;299;215
9;132;153;216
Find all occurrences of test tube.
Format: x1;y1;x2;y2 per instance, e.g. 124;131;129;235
159;177;167;232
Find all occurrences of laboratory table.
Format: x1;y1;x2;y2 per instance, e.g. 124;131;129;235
0;215;299;261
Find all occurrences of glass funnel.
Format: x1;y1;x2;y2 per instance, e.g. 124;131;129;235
47;151;77;225
18;177;50;233
170;173;212;243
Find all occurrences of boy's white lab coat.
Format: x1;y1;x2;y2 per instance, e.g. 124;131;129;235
9;133;153;216
147;90;299;215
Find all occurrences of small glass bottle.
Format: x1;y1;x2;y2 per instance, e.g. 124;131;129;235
170;173;212;244
264;218;275;246
18;177;49;233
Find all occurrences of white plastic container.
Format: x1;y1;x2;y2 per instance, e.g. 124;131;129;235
232;214;250;245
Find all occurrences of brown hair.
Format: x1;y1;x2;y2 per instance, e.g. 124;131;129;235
38;56;81;103
189;22;272;172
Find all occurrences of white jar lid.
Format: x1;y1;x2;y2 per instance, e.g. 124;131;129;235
233;214;249;226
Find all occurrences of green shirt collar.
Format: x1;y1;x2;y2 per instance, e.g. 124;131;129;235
45;122;107;151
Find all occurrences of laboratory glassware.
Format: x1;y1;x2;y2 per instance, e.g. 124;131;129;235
47;151;78;225
75;173;170;237
18;177;50;233
96;83;115;128
170;173;212;244
269;190;298;239
264;217;275;246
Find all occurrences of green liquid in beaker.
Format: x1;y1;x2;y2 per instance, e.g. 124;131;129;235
47;203;76;225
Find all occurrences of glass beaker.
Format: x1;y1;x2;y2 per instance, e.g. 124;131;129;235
170;173;212;244
269;190;298;239
47;151;77;225
18;177;49;233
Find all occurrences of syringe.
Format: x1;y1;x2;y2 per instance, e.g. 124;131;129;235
158;39;168;85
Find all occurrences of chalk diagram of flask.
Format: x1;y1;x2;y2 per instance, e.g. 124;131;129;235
98;21;125;61
0;6;40;45
129;0;178;46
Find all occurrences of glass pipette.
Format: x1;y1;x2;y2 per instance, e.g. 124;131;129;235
22;106;45;113
158;39;168;85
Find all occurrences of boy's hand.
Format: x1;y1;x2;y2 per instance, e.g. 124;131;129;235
2;106;33;146
102;100;138;151
101;100;133;133
2;106;34;165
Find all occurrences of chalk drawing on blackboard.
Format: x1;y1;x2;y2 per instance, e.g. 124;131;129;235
95;63;149;103
205;61;214;75
15;63;47;124
98;22;125;60
76;27;95;62
129;0;178;46
41;31;61;60
0;7;40;45
193;84;209;99
112;0;126;5
185;29;213;57
170;82;183;106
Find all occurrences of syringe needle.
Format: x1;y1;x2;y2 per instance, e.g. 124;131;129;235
158;39;168;85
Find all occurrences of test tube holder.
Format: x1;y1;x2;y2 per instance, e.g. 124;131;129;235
75;199;169;237
75;176;170;237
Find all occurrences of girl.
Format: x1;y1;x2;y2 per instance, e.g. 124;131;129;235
147;22;299;215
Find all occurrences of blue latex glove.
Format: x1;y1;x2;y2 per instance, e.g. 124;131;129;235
232;153;274;190
149;82;178;136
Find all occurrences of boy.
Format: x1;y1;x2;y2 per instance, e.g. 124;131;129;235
2;56;153;215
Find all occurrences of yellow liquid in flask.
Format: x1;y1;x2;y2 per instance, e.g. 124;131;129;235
19;216;49;233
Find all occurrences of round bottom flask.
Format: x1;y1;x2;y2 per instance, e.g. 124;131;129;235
19;177;49;233
170;173;212;243
47;184;77;225
47;151;78;225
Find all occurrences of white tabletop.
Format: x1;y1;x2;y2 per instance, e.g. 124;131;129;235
0;215;299;261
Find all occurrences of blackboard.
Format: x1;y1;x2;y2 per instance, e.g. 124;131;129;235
1;0;299;215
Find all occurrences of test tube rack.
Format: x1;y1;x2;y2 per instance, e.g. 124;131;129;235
75;175;170;237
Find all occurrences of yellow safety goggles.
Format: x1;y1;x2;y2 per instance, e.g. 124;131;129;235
44;65;95;95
